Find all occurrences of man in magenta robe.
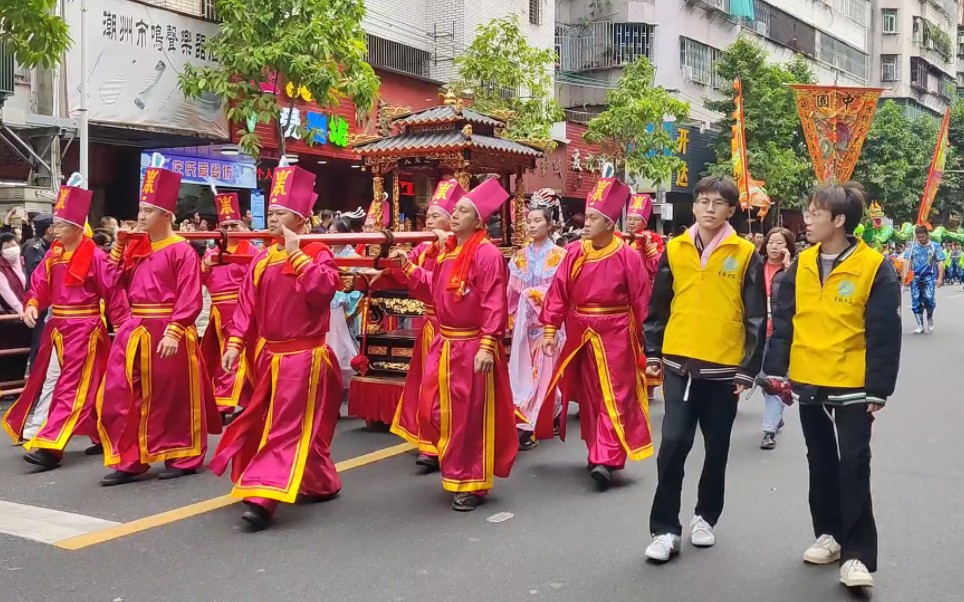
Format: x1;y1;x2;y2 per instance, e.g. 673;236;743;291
392;178;518;511
212;165;343;531
390;178;463;471
200;192;257;420
540;176;654;491
97;167;220;486
3;183;128;470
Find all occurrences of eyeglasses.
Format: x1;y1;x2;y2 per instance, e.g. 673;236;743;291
802;210;828;224
695;199;729;209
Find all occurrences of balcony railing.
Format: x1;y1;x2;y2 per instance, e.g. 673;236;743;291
366;35;432;80
556;22;654;73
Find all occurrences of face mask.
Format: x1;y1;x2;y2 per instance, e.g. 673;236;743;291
2;246;20;261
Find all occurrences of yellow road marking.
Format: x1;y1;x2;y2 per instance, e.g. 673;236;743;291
54;442;415;550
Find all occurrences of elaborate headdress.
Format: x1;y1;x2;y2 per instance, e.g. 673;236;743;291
528;187;564;226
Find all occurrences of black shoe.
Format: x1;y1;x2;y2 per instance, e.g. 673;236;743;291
222;410;241;426
760;433;777;450
452;492;485;512
590;465;613;491
296;491;340;504
241;501;272;532
518;429;538;451
157;467;197;480
23;449;60;470
415;454;439;473
553;415;561;437
100;470;139;487
84;443;104;456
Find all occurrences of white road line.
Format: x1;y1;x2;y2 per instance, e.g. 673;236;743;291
0;500;119;544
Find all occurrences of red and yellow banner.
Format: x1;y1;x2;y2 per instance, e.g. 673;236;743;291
790;85;883;182
731;79;751;210
917;107;951;226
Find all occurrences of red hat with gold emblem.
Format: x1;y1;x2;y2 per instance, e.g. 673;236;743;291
428;178;465;217
461;177;510;222
627;193;654;223
585;177;631;223
140;167;182;213
268;165;316;219
52;185;93;228
214;192;242;224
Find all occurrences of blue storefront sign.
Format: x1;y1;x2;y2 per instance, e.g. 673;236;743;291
250;190;265;230
139;152;258;190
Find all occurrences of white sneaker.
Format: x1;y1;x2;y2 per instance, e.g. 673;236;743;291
926;317;935;333
689;516;716;547
645;533;681;562
913;325;925;334
839;559;874;588
803;534;841;564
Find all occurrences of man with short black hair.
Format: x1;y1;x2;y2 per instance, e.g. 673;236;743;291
643;174;767;562
765;181;900;590
903;224;944;333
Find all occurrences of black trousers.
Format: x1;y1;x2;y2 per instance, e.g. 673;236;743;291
799;403;877;572
649;372;739;536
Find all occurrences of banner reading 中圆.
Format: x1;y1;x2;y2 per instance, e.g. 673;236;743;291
790;85;883;183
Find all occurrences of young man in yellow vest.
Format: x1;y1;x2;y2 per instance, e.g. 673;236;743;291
764;182;900;590
643;175;767;562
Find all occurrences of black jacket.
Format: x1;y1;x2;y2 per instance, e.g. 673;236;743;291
763;245;902;405
22;236;50;283
644;247;768;387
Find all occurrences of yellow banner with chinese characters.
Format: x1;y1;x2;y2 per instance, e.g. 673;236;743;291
917;107;951;226
790;85;883;182
731;79;751;210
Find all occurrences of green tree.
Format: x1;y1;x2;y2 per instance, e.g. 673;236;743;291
178;0;379;157
0;0;71;69
851;100;936;224
935;98;964;221
453;14;562;146
583;57;689;184
704;39;814;207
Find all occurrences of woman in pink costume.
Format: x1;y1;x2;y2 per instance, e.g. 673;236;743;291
507;189;567;450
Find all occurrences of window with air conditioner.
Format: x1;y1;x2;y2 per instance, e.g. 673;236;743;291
882;9;897;35
881;55;899;81
706;0;726;9
680;37;721;87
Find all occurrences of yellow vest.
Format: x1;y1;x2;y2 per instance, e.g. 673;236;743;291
789;241;883;388
663;232;756;365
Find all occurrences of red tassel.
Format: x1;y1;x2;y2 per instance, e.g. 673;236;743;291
350;354;370;375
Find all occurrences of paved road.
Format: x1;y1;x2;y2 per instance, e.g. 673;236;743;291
2;287;962;602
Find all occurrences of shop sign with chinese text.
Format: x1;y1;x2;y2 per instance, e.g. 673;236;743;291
139;152;257;189
64;0;228;138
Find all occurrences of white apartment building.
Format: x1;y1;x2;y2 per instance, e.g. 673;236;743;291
556;0;872;127
871;0;958;119
114;0;555;85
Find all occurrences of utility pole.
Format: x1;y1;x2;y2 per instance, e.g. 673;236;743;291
79;0;89;186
